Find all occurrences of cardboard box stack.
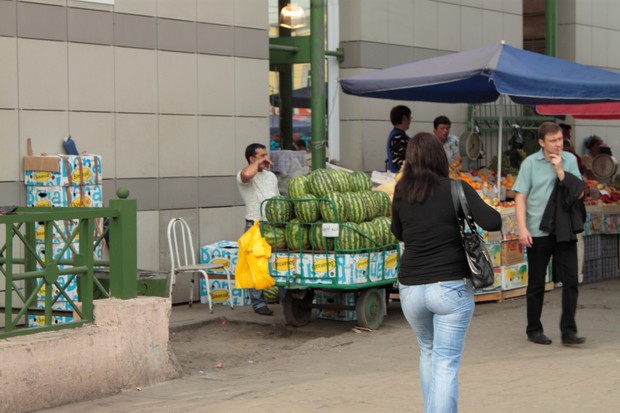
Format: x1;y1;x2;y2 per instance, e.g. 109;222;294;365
24;154;103;327
476;208;529;297
199;241;250;306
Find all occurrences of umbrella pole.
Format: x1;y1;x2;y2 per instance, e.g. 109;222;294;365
497;95;505;201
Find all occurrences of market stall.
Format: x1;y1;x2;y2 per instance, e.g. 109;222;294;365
340;43;620;299
340;42;620;198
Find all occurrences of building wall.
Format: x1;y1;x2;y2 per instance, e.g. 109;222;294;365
338;0;523;171
3;0;620;284
0;0;269;278
557;0;620;156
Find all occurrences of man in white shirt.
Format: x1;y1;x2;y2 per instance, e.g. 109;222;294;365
433;115;461;164
237;143;280;315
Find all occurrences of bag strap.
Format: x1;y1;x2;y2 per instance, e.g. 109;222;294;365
450;180;470;240
454;180;478;233
450;180;463;223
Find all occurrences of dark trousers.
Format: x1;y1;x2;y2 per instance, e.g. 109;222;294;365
526;235;579;336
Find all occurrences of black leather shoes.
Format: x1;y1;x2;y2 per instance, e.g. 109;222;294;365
528;331;552;345
562;333;586;346
255;306;273;316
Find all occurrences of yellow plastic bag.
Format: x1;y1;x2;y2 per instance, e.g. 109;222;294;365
235;222;275;290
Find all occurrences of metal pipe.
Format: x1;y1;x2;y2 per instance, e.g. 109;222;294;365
545;0;557;57
269;44;299;53
310;0;326;169
278;0;293;150
327;0;341;163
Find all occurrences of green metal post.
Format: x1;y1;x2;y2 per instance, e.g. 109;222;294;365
310;0;326;169
4;223;14;331
278;0;294;150
545;0;557;57
108;188;137;299
77;217;94;319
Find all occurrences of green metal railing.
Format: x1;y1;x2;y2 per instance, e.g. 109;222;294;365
1;189;137;338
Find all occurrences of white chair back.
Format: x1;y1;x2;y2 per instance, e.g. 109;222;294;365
167;217;197;275
165;217;234;312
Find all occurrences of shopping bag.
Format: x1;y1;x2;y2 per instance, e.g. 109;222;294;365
248;236;275;290
235;222;275;290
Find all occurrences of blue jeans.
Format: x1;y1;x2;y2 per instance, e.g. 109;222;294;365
244;219;267;310
399;279;475;413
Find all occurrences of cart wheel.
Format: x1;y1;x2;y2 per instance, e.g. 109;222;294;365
282;289;315;327
356;288;385;330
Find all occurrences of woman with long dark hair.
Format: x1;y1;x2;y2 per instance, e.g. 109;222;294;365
391;132;501;413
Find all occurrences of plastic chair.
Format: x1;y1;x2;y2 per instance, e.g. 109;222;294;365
166;217;233;313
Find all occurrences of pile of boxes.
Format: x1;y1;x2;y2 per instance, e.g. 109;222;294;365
268;249;400;286
477;208;552;299
199;241;250;306
24;154;103;326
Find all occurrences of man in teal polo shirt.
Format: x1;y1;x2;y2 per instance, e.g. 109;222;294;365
513;122;586;347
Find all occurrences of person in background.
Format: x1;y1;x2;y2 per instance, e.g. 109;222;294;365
386;105;412;173
581;135;604;179
391;132;501;413
559;123;583;174
513;122;586;347
270;133;280;151
433;115;461;164
236;143;280;316
293;139;307;151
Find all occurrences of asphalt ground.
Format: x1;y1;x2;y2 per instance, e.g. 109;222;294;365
37;278;620;413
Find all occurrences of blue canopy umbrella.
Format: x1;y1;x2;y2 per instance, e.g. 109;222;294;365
340;43;620;192
269;114;312;134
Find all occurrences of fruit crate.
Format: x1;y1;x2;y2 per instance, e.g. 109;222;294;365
600;234;618;258
583;259;602;284
583;234;601;260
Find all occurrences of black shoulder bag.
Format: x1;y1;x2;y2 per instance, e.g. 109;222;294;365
450;180;495;289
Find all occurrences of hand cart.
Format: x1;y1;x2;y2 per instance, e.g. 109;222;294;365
260;197;401;330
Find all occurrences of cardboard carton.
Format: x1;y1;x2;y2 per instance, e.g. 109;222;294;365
200;241;238;276
501;239;525;266
269;249;400;287
24;154;102;187
199;274;250;306
501;262;528;290
484;242;501;267
26;185;103;208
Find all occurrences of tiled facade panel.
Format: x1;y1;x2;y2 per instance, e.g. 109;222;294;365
556;0;620;157
1;0;269;271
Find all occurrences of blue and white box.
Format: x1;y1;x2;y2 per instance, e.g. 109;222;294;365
200;241;238;275
24;154;102;187
199;274;250;306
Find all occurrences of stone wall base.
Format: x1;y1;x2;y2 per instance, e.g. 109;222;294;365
0;297;180;413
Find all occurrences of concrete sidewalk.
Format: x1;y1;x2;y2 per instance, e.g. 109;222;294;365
39;279;620;413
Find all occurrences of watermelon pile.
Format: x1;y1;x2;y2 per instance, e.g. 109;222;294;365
261;168;397;252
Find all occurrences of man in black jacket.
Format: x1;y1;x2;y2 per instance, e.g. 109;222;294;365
513;122;586;347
